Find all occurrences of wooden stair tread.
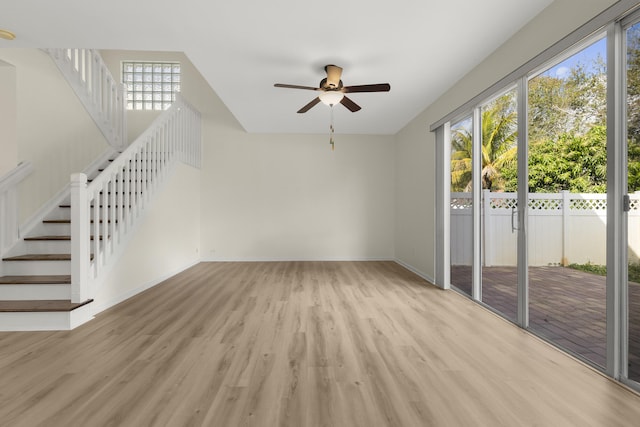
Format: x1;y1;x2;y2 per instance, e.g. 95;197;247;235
58;205;132;209
3;254;94;261
24;235;71;241
0;275;71;284
3;254;71;261
43;219;117;224
0;299;92;312
25;235;105;241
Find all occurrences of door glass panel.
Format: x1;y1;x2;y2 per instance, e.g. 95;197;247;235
527;37;607;368
626;21;640;383
450;116;473;296
479;91;518;321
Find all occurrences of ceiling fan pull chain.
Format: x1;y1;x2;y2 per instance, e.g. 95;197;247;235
330;106;335;151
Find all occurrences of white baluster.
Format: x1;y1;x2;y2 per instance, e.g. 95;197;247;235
109;172;116;255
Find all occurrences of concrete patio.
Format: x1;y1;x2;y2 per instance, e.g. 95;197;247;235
451;265;640;381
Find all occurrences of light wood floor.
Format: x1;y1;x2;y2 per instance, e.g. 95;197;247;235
2;261;640;426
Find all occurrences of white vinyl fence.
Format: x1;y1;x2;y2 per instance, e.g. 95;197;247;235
451;190;640;267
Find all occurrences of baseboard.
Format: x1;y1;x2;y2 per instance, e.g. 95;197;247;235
393;258;438;286
91;259;199;315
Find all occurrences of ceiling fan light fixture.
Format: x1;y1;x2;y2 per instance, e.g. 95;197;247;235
319;91;344;106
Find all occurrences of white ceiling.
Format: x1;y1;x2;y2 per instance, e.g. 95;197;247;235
2;0;553;134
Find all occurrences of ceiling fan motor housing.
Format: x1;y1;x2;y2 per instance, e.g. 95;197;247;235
320;78;343;90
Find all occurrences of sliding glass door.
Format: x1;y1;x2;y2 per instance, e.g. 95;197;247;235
446;36;610;370
626;19;640;384
479;91;519;322
526;37;608;368
450;116;474;297
440;5;640;391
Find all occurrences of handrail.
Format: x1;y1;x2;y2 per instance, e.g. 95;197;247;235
70;94;201;302
0;162;34;257
47;49;127;151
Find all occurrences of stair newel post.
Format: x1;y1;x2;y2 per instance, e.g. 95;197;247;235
70;173;90;303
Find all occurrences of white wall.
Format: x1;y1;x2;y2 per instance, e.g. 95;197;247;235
0;60;17;177
0;49;109;223
101;50;396;262
94;162;201;311
202;132;395;261
394;0;617;282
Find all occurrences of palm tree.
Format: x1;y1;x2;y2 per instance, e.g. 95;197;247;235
450;94;518;192
451;123;473;192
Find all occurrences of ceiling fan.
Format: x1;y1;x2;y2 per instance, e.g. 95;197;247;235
274;64;391;113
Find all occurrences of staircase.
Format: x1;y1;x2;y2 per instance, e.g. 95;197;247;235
0;49;201;331
0;156;115;330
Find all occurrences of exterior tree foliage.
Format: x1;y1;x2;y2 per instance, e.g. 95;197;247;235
528;61;606;144
503;126;607;192
450;93;517;192
452;34;640;194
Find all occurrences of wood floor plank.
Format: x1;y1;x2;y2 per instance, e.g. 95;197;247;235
1;261;640;426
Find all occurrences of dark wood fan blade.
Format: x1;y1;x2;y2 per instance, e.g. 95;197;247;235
275;83;320;91
297;97;321;113
340;96;361;112
343;83;391;93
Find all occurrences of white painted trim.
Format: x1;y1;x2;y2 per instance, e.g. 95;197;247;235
394;258;436;285
0;161;33;191
68;302;95;329
0;284;70;300
90;259;199;315
0;303;93;331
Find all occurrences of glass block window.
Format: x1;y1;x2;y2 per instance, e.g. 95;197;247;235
122;62;181;111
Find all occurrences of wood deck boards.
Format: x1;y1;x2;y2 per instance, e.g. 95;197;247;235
0;261;639;426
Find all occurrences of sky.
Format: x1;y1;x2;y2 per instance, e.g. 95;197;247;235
544;37;606;79
451;36;609;131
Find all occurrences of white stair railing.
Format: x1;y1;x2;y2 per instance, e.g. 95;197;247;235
0;162;33;262
70;94;201;302
47;49;127;151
